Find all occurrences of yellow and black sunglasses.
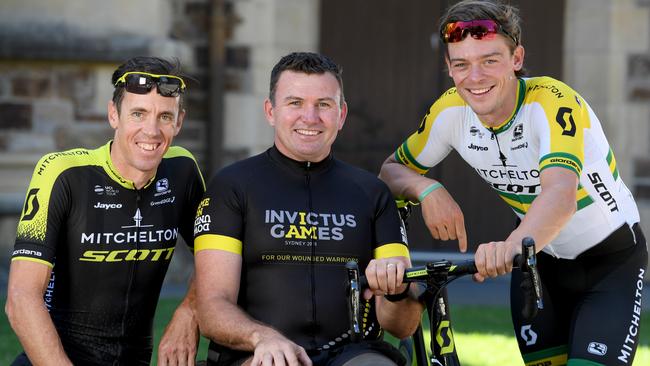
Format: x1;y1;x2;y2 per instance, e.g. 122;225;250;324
114;71;186;97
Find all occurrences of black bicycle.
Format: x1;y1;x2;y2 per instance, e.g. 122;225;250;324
346;235;543;366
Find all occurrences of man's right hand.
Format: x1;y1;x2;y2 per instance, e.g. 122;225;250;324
248;329;311;366
420;185;468;252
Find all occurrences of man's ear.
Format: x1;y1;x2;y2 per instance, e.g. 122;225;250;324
338;101;348;130
108;100;119;129
174;109;186;136
513;45;525;71
264;98;275;127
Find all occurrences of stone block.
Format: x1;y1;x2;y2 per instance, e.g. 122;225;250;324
0;76;8;97
627;54;650;101
55;68;94;109
32;99;74;134
54;122;112;151
224;92;272;154
185;91;210;121
11;75;51;98
6;132;55;154
231;0;274;45
0;102;32;130
227;46;251;69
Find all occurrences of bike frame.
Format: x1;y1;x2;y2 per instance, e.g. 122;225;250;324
346;238;542;366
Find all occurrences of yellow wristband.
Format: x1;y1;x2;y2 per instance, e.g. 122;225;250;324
417;182;442;202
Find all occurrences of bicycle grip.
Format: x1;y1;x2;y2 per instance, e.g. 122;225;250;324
519;237;543;320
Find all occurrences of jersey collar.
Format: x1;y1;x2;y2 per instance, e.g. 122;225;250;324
482;78;526;135
268;145;334;174
100;141;156;190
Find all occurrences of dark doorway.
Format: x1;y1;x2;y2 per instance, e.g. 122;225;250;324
320;0;565;251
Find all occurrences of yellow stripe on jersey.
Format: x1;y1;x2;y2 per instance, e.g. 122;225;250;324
373;243;410;259
395;143;429;174
395;88;465;174
495;184;592;215
523;345;568;366
495;193;529;215
194;234;243;255
606;148;619;180
524;354;567;366
11;256;54;268
539;152;582;176
164;146;207;190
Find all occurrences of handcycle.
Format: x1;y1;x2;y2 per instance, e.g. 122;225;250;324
345;203;544;366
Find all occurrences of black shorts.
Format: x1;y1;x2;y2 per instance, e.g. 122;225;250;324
510;223;647;365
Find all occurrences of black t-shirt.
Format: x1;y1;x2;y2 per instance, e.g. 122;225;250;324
12;141;205;365
194;146;409;353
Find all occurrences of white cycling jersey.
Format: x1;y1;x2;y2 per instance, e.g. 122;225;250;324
395;76;639;259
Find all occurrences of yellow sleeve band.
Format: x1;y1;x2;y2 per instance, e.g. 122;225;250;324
373;243;410;259
11;256;54;268
194;234;243;255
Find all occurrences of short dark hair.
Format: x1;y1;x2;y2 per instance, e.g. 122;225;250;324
111;56;186;113
269;52;345;106
439;0;526;78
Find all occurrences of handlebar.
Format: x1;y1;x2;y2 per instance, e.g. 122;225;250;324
345;237;544;341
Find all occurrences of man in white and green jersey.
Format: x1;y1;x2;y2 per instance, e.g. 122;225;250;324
380;1;646;365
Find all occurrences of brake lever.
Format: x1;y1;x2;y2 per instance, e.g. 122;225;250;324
345;261;363;342
519;237;544;320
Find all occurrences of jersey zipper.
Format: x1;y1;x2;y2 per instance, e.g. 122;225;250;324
119;190;141;359
305;161;318;349
489;128;508;169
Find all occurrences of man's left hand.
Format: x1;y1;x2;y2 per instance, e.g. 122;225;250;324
157;305;199;366
363;258;408;300
473;240;521;282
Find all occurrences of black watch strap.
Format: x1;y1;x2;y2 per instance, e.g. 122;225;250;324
384;282;411;302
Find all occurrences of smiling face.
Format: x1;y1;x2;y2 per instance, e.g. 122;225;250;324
108;89;184;188
446;34;524;126
264;70;347;162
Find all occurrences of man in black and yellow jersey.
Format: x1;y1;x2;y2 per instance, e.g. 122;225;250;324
6;57;205;365
194;52;423;366
380;1;647;365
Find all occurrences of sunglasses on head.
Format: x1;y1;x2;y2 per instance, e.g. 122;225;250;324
441;19;518;45
114;71;186;97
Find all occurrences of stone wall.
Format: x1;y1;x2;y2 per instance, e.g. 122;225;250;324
564;0;650;236
0;0;322;294
0;0;200;292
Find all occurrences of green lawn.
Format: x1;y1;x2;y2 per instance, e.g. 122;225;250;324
1;299;648;365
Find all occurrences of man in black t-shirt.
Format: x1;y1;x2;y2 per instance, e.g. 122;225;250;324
194;52;424;366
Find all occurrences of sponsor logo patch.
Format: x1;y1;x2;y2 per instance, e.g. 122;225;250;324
588;342;607;356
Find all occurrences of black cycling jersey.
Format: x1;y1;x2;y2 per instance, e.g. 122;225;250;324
194;146;409;361
11;141;205;365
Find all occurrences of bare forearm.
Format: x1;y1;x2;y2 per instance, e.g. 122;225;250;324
175;275;197;321
508;185;576;252
376;294;424;339
379;157;436;200
198;297;279;352
6;295;71;365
